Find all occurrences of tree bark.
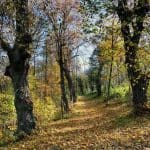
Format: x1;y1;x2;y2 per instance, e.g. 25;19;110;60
58;45;69;112
131;74;149;113
59;63;69;112
5;62;36;135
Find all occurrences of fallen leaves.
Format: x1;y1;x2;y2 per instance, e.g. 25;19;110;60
2;96;150;150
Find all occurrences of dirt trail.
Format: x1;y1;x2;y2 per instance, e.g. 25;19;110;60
2;97;150;150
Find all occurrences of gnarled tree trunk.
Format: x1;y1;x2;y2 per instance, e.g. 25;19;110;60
5;60;36;135
1;0;36;135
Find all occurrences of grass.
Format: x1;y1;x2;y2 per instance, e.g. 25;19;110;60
114;114;135;127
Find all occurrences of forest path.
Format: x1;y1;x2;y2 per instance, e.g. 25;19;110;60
3;96;150;150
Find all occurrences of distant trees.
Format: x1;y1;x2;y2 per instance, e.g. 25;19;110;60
88;48;103;96
38;0;81;112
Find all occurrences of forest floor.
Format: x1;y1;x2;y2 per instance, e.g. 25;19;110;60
1;96;150;150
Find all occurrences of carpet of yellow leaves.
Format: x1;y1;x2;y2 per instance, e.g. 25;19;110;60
1;97;150;150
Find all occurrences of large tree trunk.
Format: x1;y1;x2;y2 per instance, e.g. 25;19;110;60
14;76;36;135
125;44;149;114
63;65;77;103
5;62;36;135
131;74;149;114
117;0;150;115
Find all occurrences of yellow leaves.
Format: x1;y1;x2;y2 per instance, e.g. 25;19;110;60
98;39;125;64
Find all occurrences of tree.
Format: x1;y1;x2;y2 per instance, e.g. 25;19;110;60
116;0;150;115
0;0;36;136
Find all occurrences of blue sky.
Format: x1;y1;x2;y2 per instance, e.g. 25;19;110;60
78;42;96;72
